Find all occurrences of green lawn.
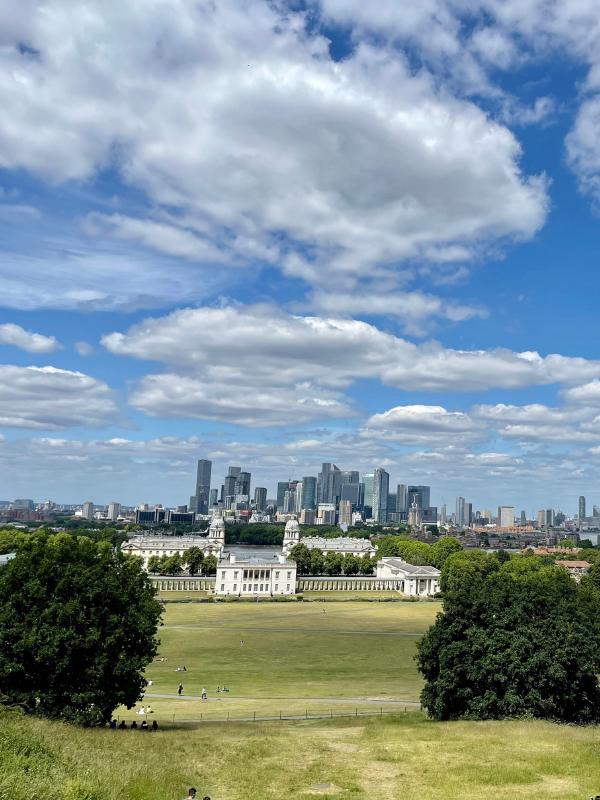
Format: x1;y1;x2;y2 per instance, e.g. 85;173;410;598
134;601;439;721
4;709;600;800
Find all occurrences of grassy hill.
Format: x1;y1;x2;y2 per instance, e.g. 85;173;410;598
3;708;600;799
4;600;600;799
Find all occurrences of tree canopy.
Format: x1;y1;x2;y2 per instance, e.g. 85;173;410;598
417;553;600;723
0;532;162;726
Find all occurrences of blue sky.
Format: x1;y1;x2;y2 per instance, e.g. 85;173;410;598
3;0;600;514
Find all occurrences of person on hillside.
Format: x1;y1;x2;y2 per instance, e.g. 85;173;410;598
178;683;184;696
138;705;145;715
140;719;149;730
151;719;158;731
109;719;117;729
201;687;207;700
183;789;196;800
130;720;138;729
118;720;127;729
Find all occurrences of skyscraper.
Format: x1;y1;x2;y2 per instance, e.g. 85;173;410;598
396;484;408;514
254;487;267;511
107;501;120;521
301;476;317;509
362;473;374;516
579;495;586;520
455;496;466;529
235;471;251;497
193;459;212;514
338;499;352;526
498;506;515;528
209;488;219;508
82;501;94;520
372;468;389;523
317;463;341;505
408;485;430;510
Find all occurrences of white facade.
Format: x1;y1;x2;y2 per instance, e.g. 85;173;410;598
215;553;297;596
123;515;226;570
376;557;440;596
82;501;94;520
282;516;300;554
302;536;376;557
107;501;121;521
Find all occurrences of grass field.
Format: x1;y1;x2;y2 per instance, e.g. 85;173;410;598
4;709;600;800
6;601;600;799
133;601;439;722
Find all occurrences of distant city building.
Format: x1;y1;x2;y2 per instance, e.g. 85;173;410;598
338;499;353;526
396;484;408;515
579;495;586;520
82;501;94;520
408;496;422;529
498;506;515;528
301;476;317;510
209;488;219;507
254;487;267;512
317;503;336;525
13;499;35;510
455;496;467;529
361;473;374;517
189;459;212;514
372;468;389;523
318;463;342;505
408;486;430;510
300;508;315;525
107;501;121;521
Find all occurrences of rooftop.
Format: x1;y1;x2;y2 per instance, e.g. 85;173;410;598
379;557;441;577
302;536;376;552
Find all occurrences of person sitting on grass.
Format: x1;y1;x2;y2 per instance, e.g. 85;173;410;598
130;720;138;729
118;720;126;730
183;789;196;800
151;720;158;731
140;720;149;731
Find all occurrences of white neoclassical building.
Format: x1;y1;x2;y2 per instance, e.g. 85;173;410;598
122;514;226;569
302;536;377;557
376;557;440;596
282;516;301;554
215;552;297;596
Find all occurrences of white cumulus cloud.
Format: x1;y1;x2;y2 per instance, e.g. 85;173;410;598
0;365;118;429
0;322;60;352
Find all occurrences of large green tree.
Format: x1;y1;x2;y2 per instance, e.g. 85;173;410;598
184;546;204;575
0;532;162;726
288;543;311;575
417;555;600;723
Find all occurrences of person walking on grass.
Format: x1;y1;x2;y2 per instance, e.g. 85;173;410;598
178;683;184;696
201;687;207;700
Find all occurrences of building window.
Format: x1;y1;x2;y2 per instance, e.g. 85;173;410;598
242;584;246;592
275;571;280;579
234;571;238;579
221;584;225;591
254;584;258;591
275;584;279;591
286;584;290;591
221;571;226;578
287;571;291;579
233;584;237;591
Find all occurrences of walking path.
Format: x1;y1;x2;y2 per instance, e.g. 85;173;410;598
144;691;420;707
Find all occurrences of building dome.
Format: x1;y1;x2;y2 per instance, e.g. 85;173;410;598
209;515;225;541
284;517;300;535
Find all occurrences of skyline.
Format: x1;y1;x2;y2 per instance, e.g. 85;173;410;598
3;2;600;509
